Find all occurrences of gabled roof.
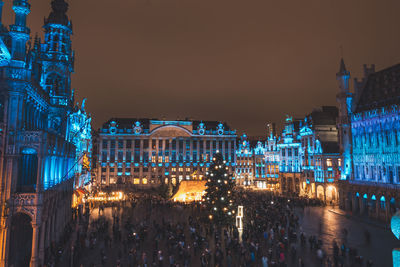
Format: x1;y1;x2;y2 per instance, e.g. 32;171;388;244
355;64;400;113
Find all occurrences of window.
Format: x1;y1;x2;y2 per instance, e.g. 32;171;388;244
326;159;332;167
134;178;140;184
102;140;108;149
142;178;148;184
126;140;132;149
118;140;124;149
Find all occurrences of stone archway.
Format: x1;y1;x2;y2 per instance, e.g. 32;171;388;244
326;186;337;203
317;185;325;200
9;212;33;267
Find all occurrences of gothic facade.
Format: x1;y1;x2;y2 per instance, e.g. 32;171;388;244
0;0;89;266
338;60;400;221
95;119;236;188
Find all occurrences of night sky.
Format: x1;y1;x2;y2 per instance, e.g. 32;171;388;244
3;0;400;135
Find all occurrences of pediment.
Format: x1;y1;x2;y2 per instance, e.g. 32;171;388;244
150;126;192;137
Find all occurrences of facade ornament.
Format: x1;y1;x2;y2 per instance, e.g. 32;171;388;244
198;122;205;135
217;123;224;135
133;121;142;135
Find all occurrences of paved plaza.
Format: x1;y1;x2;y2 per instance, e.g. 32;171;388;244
58;198;399;267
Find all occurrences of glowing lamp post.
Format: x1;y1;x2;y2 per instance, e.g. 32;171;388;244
236;205;244;242
392;211;400;267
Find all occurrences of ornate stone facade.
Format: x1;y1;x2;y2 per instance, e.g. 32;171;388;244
337;60;400;221
95;119;236;188
0;0;87;266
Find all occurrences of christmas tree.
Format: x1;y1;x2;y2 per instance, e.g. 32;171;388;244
204;152;235;226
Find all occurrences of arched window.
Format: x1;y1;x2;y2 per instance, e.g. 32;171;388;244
17;148;38;192
380;196;386;209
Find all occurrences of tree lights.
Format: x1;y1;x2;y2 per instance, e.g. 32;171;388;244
204;152;235;226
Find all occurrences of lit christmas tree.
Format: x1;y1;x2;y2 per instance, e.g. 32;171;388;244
204;152;235;226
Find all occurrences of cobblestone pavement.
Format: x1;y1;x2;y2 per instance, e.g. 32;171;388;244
296;206;399;267
61;202;399;267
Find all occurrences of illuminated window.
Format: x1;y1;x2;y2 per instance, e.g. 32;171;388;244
165;178;168;184
172;178;176;185
172;168;176;172
326;159;332;167
179;168;183;172
158;156;162;162
151;156;156;163
186;168;191;172
133;178;140;184
179;175;183;182
165;156;169;163
142;178;148;184
338;158;342;167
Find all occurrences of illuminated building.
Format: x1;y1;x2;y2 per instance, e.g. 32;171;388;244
0;0;87;265
68;99;92;189
278;116;302;194
253;141;266;188
235;134;254;186
299;106;341;203
95;119;236;188
338;60;400;221
263;129;280;191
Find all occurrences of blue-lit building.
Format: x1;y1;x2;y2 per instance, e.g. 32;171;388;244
95;119;236;188
235;131;280;190
235;134;254;186
278;116;302;194
338;60;400;221
298;106;341;203
0;0;89;265
262;131;280;191
68;99;92;189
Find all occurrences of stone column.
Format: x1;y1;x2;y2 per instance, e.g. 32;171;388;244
386;199;390;221
359;197;364;215
176;139;179;162
190;139;193;162
228;140;231;162
0;215;9;267
30;223;40;267
39;221;45;265
149;139;152;163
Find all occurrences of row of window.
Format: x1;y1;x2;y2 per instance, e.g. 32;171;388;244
353;130;400;149
102;139;235;151
354;164;400;184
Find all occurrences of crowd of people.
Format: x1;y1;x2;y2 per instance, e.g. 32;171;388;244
53;190;377;267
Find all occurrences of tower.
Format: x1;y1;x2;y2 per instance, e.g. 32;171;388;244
9;0;30;62
41;0;74;107
336;58;353;180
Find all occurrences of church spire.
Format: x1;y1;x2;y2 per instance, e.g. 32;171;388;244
338;58;347;75
336;58;350;93
10;0;31;61
45;0;71;28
